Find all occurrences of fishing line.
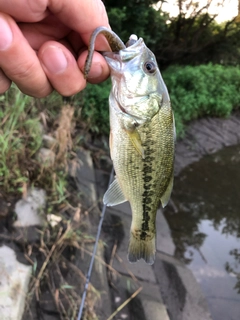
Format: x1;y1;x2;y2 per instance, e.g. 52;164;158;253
77;167;114;320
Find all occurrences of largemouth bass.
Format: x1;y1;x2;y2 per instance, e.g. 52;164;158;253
84;27;175;265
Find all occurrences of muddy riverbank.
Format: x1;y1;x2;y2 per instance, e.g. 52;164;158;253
174;112;240;175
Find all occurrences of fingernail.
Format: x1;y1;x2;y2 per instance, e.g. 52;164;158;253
87;63;103;79
0;18;13;51
41;46;68;74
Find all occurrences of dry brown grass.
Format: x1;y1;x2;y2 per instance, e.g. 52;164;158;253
54;105;74;163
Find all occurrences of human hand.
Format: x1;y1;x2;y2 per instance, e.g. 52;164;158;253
0;0;111;97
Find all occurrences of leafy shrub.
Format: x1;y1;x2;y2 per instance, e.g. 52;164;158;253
75;80;111;135
162;64;240;136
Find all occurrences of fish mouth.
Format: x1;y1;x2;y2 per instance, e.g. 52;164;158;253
102;51;121;59
102;38;144;66
102;51;122;71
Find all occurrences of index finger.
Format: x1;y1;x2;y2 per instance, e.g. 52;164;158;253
50;0;111;50
0;0;110;49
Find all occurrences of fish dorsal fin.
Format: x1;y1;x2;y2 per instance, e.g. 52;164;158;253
160;174;174;208
103;178;127;206
127;130;145;159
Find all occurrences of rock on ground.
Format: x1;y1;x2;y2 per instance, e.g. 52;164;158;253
0;246;32;320
14;188;46;227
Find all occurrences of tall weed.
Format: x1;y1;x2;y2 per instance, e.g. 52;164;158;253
0;88;42;190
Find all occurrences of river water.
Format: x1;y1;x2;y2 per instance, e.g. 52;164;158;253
164;144;240;320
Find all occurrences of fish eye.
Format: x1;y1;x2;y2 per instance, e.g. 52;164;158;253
144;61;156;74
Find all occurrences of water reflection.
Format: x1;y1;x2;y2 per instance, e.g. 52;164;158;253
225;248;240;294
164;144;240;320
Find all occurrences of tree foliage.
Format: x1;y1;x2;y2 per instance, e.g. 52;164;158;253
104;0;168;50
104;0;240;68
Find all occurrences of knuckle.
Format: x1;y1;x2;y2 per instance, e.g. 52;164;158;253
2;60;53;98
54;78;86;96
8;59;39;81
0;69;11;94
18;84;53;98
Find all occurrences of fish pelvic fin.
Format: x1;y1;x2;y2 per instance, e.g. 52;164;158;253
160;174;174;208
103;178;127;206
127;130;145;159
128;233;156;265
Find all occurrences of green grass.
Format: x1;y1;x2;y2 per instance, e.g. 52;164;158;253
0;88;42;190
0;86;70;200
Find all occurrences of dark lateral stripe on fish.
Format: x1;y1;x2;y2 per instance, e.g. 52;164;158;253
140;132;155;240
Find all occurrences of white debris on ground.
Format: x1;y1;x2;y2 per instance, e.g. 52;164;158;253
47;213;62;227
14;188;46;227
42;134;58;149
0;246;32;320
36;147;56;167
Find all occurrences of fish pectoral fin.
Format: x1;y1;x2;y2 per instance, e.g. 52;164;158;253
117;112;145;159
127;130;145;159
160;174;174;208
103;178;127;206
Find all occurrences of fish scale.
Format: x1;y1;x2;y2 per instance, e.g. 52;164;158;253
111;102;174;264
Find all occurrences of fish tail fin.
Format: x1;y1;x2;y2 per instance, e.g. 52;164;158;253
128;234;156;265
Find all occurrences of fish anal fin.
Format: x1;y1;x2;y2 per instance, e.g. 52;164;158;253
103;178;127;206
160;174;174;208
126;130;145;159
128;233;156;265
